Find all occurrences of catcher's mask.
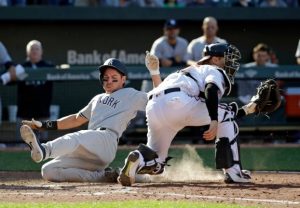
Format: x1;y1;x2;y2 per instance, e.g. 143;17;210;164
197;43;241;84
224;44;241;85
98;58;127;84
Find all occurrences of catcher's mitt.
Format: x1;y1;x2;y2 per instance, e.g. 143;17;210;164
250;79;281;114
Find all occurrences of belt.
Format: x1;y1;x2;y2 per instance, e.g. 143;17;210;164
96;127;120;143
148;87;181;100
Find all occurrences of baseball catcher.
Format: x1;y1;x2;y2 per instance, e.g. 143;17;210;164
118;43;282;186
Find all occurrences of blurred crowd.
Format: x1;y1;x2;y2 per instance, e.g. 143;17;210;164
0;0;298;7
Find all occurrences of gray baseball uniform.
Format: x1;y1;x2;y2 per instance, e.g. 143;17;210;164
150;36;188;63
187;36;227;62
296;39;300;58
0;42;11;65
41;88;147;182
0;42;11;125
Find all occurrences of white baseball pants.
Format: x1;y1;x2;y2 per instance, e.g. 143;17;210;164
146;91;239;164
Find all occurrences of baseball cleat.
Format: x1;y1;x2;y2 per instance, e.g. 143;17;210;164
241;169;251;179
20;125;46;163
118;151;140;186
224;169;251;184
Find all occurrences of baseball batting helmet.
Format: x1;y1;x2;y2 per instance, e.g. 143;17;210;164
197;43;241;84
98;58;128;81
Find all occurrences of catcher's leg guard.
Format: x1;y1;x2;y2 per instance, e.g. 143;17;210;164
118;144;159;186
138;143;158;161
216;109;251;183
216;137;251;183
215;137;234;169
136;144;165;175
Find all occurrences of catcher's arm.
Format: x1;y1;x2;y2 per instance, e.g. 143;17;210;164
203;83;219;141
145;51;162;88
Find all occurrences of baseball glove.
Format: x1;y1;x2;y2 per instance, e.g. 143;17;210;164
250;79;281;114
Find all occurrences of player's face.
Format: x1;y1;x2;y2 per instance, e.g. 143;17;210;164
102;68;126;94
253;51;270;66
210;56;225;68
164;28;179;40
202;21;218;38
28;44;43;64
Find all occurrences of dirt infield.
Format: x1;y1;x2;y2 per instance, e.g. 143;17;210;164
0;171;299;207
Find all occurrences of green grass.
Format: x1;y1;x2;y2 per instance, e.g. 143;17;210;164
0;146;299;171
0;201;260;208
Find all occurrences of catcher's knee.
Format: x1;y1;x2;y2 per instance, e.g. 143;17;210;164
215;137;235;169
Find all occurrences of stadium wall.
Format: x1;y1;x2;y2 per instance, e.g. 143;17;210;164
0;7;299;65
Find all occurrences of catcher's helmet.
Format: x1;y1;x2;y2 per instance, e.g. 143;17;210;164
98;58;128;80
197;43;241;84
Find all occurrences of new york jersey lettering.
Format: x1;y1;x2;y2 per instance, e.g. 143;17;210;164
100;96;120;109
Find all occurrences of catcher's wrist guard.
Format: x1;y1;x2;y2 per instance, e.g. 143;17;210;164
41;120;58;130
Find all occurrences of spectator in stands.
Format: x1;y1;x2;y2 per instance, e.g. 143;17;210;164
238;43;278;104
0;42;14;126
74;0;97;6
136;19;188;129
163;0;185;7
231;0;255;7
243;43;278;68
16;40;55;141
259;0;287;7
6;0;26;6
295;39;300;65
103;0;138;7
0;42;15;85
26;0;73;5
284;0;298;7
136;0;164;7
150;19;188;67
186;0;217;7
187;16;226;66
0;42;26;126
0;0;8;6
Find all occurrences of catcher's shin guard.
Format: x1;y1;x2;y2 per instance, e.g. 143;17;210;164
215;137;234;169
137;143;158;161
118;151;141;186
216;137;251;183
20;125;46;163
136;143;169;175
